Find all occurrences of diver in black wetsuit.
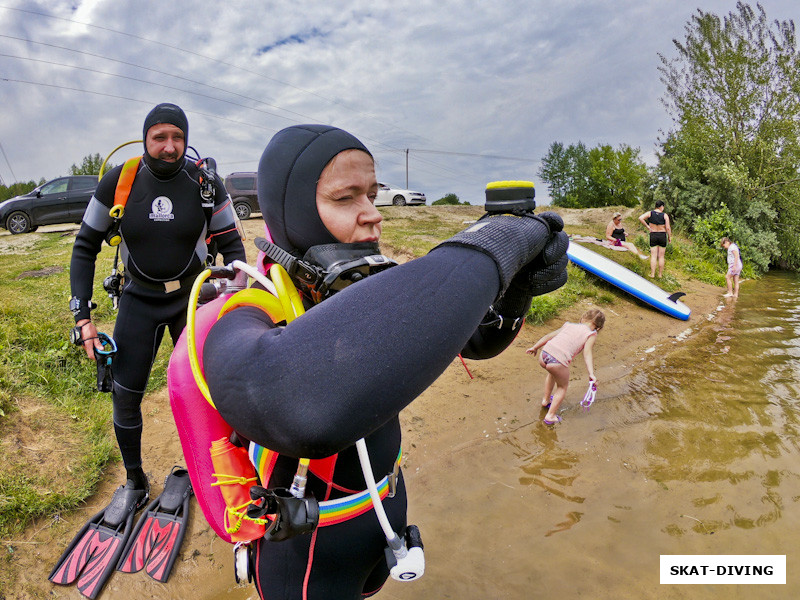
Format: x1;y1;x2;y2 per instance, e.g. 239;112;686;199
202;125;568;599
70;103;247;500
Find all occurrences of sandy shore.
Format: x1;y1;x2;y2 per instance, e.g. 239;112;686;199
2;215;726;599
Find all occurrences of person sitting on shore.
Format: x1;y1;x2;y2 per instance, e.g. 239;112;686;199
605;213;646;259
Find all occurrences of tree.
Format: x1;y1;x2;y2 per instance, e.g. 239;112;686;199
539;141;646;208
432;193;468;205
655;2;800;271
70;153;112;176
0;179;42;202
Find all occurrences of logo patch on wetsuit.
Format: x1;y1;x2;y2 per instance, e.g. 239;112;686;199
149;196;175;222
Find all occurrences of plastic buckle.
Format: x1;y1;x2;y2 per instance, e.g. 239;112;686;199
247;486;319;542
387;461;400;499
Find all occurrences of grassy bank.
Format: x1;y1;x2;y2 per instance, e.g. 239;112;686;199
0;231;171;539
0;206;733;539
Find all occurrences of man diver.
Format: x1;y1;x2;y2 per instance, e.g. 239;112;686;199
67;103;246;522
202;125;568;598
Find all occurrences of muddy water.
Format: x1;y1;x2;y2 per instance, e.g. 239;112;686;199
381;272;800;600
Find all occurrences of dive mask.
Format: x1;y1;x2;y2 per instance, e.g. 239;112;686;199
254;238;398;303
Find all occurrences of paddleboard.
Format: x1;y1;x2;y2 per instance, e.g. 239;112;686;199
567;241;691;320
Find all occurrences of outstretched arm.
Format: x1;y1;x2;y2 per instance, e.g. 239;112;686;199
205;246;500;457
526;327;561;356
582;335;597;382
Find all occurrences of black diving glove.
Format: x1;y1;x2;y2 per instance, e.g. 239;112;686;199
485;213;569;326
433;210;566;299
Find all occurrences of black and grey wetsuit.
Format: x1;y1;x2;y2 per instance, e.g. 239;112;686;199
205;246;512;598
202;125;534;599
70;158;246;477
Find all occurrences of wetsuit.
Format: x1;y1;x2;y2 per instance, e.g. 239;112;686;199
202;124;566;599
205;246;513;598
71;158;246;481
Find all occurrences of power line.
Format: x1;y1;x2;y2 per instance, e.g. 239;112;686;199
0;35;315;124
408;148;537;163
1;77;282;134
0;52;305;125
0;137;17;183
0;5;433;146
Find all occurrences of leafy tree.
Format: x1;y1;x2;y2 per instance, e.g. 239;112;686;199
539;141;647;208
432;193;468;205
655;2;800;271
0;179;44;202
538;142;571;204
70;153;112;176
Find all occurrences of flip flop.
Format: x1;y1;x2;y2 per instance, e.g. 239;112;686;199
543;415;562;426
541;395;554;408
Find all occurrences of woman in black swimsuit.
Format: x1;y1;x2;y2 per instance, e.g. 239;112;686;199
605;213;644;258
638;200;671;277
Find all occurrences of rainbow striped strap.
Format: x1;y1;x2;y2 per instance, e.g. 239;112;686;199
318;468;393;527
317;448;401;526
248;442;401;527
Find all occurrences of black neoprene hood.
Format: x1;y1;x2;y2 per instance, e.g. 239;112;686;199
142;103;189;178
257;125;372;256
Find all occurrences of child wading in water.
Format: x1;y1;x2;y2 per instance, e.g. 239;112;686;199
526;308;605;425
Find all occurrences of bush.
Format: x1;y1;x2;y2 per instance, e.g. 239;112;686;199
432;193;467;206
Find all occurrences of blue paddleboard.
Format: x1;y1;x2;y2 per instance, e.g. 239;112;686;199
567;241;691;320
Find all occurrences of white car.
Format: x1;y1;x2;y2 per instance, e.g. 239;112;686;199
375;183;426;206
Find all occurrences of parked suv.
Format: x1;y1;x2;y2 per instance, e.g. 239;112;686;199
223;172;259;220
0;175;98;234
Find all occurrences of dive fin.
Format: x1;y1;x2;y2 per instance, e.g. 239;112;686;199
49;485;147;599
117;466;193;582
667;291;686;303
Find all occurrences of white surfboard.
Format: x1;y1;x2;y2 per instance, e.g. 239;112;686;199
567;241;691;320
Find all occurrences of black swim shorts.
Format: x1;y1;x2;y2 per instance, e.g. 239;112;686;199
649;232;667;248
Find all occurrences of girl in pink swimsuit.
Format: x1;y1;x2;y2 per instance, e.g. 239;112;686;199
525;309;605;425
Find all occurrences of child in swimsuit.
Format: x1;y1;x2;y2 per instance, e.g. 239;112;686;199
720;237;743;298
525;308;605;425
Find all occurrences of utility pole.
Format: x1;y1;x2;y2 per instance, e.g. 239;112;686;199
405;149;409;188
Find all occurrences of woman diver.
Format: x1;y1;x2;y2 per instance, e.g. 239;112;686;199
202;125;569;598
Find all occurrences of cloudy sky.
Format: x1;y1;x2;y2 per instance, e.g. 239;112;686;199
0;0;797;205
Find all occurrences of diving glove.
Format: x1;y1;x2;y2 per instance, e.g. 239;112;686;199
433;210;567;298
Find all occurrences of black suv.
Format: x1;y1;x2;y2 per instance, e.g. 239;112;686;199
224;172;259;220
0;175;98;234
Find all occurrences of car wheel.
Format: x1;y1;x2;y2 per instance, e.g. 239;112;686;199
392;195;406;206
234;202;252;220
7;211;32;234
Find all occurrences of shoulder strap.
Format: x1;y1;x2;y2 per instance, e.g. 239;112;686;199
112;156;142;215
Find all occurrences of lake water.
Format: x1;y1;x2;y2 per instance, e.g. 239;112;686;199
384;271;799;599
505;271;800;599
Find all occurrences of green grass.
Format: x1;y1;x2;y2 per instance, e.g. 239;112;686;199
0;233;171;537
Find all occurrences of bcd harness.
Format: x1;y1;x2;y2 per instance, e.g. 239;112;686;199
185;259;424;582
102;155;231;301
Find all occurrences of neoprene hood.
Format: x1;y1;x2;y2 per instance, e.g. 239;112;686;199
258;125;372;256
142;103;189;178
